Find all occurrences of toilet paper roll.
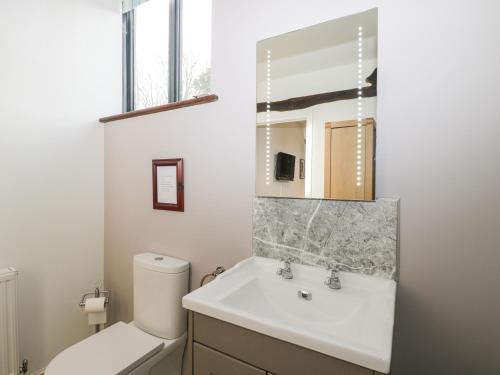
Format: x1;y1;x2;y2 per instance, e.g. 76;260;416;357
85;297;107;325
88;311;107;325
84;297;106;313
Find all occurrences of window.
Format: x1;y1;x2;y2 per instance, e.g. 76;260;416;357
123;0;212;112
181;0;212;100
134;0;170;109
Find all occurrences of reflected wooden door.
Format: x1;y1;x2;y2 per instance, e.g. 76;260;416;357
324;118;375;200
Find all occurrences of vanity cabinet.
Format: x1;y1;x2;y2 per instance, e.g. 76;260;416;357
194;343;265;375
192;313;387;375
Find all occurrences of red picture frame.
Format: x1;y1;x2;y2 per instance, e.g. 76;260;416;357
152;159;184;212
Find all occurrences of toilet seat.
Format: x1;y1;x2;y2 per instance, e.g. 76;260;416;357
45;322;184;375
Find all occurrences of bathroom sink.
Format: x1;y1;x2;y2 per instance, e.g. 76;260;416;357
182;256;396;373
221;276;363;325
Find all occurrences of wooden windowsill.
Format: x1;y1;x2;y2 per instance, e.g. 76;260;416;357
99;94;219;124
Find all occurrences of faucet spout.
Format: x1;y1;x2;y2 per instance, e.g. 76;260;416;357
277;258;294;279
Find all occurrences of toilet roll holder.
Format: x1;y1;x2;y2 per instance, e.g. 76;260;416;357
79;288;110;333
79;287;110;308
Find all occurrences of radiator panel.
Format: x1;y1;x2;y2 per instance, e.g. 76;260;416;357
0;268;19;375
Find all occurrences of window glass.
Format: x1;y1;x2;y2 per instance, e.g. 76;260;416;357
181;0;212;99
134;0;170;109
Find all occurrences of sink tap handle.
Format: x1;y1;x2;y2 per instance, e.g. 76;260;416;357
277;257;294;278
325;263;342;289
279;257;292;267
326;263;340;273
283;257;294;270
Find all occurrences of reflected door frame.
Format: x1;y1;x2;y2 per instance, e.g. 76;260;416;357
324;118;375;200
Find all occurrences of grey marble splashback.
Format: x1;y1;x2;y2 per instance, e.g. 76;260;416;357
253;197;399;280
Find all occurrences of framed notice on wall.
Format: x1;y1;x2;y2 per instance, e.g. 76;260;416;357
152;159;184;212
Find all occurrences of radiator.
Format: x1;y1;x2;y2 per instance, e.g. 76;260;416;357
0;268;19;375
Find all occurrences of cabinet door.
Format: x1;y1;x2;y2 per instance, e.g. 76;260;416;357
194;343;266;375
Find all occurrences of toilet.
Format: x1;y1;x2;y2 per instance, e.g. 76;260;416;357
45;253;189;375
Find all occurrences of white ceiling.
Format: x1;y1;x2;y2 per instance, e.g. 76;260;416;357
257;9;377;81
257;36;377;82
257;8;377;63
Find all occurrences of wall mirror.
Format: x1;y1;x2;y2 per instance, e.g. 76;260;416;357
256;9;378;201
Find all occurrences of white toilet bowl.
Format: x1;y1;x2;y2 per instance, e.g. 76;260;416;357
45;322;186;375
46;253;190;375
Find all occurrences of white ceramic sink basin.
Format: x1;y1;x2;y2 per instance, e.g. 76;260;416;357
182;256;396;373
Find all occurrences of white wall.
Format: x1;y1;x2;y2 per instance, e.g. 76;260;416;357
104;0;500;374
0;0;121;372
256;124;306;197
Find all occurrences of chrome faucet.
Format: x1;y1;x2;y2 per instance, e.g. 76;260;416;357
277;258;294;279
325;264;341;289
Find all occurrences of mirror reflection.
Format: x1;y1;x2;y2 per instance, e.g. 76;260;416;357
256;9;378;200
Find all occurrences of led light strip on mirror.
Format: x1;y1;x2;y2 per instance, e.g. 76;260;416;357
356;26;363;188
266;50;272;185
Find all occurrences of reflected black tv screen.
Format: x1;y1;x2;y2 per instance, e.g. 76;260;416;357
275;152;295;181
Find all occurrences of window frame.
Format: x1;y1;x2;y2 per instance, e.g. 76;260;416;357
122;0;182;113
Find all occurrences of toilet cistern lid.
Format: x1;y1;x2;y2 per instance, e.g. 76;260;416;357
134;252;189;273
45;322;164;375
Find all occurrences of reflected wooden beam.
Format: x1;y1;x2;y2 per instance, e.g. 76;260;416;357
257;68;377;113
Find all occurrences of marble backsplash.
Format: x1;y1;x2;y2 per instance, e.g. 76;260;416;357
253;197;399;280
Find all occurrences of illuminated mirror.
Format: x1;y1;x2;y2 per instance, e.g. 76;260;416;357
256;9;377;200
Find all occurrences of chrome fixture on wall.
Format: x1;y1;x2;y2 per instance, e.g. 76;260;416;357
79;287;110;333
277;258;294;279
325;265;342;289
200;266;226;287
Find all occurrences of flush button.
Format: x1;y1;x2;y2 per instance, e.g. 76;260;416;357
154;257;164;261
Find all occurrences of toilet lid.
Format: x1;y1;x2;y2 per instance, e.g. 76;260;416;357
45;322;164;375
